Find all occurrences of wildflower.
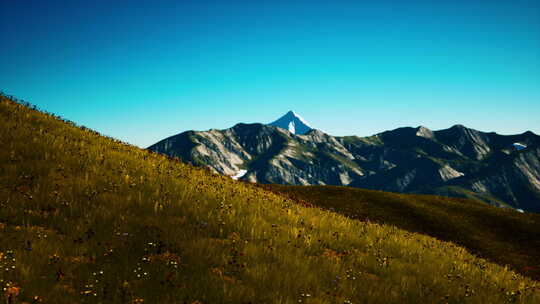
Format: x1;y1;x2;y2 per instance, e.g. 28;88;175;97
4;285;21;299
522;266;536;272
48;254;60;264
211;268;223;277
222;275;237;284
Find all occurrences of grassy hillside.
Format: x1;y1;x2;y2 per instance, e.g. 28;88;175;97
418;185;513;209
260;184;540;281
0;94;539;303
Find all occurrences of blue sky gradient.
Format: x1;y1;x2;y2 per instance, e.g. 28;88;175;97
1;0;539;147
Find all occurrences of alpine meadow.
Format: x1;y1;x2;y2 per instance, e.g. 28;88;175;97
1;94;540;303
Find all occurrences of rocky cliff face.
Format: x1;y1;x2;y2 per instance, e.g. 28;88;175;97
149;120;540;212
449;145;540;211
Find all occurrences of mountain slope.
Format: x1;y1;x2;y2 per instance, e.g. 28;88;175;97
261;184;540;280
2;94;539;303
149;119;540;212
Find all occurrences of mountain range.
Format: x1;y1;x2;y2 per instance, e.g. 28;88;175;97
148;111;540;212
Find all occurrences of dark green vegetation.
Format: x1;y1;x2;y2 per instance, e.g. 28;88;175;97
149;116;540;212
1;94;539;303
261;184;540;281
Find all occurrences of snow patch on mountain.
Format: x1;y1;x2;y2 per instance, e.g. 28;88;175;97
288;121;295;134
513;143;527;151
231;170;247;180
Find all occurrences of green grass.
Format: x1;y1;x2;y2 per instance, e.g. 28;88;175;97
0;94;539;303
420;185;513;209
260;184;540;281
341;135;384;146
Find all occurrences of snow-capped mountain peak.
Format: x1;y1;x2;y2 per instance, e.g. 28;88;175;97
268;111;312;135
513;143;527;151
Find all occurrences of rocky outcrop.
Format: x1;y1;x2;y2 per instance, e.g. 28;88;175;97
449;146;540;212
149;123;540;212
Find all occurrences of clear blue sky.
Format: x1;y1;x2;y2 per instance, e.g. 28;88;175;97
1;0;539;147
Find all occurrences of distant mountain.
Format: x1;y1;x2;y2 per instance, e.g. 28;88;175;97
268;110;312;134
148;112;540;212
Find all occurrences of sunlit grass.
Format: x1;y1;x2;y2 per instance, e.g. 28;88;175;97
261;184;540;281
0;94;539;303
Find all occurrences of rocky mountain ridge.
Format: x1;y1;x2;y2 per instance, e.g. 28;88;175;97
148;114;540;212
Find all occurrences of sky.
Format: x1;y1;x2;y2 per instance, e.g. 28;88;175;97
1;0;539;147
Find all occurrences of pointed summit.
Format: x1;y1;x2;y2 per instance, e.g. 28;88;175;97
268;111;312;135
